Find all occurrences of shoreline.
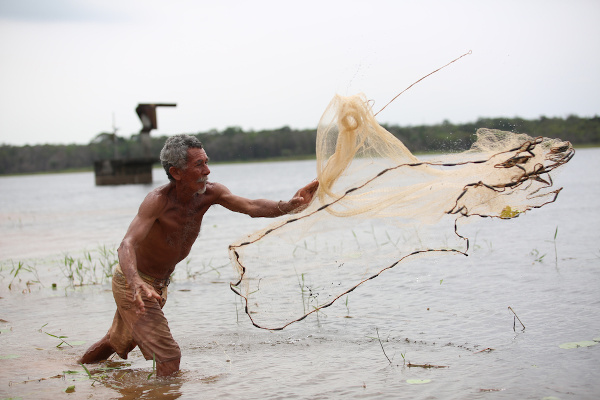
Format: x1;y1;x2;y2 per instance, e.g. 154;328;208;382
1;143;597;177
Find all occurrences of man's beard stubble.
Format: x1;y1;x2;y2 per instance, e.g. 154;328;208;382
197;177;208;194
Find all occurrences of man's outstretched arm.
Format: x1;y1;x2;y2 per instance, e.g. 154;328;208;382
214;180;319;218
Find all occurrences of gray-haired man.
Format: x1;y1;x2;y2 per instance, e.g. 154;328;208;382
79;134;318;376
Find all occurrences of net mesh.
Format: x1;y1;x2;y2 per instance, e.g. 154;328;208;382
229;93;574;330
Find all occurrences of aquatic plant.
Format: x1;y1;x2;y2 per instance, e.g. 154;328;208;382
7;260;42;291
552;226;559;267
39;323;72;348
60;245;119;287
79;363;122;388
529;248;546;263
295;269;308;314
182;257;194;279
375;327;393;364
508;306;525;331
344;295;352;318
97;245;119;279
147;353;156;379
177;256;229;281
384;230;401;250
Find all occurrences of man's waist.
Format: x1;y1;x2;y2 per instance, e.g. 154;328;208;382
137;269;171;288
114;264;171;288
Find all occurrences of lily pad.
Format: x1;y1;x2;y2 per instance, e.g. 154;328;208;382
558;340;597;349
407;379;431;384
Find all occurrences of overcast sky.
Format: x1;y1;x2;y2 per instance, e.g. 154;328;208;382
1;0;599;146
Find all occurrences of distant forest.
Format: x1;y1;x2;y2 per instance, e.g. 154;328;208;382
1;115;598;175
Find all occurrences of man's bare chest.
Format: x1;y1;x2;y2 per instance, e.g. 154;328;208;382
157;204;208;246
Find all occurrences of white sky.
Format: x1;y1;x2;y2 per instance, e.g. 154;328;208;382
1;0;599;146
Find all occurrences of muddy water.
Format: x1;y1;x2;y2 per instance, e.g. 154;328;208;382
1;150;599;399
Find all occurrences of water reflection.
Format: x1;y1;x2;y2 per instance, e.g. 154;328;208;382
110;376;181;400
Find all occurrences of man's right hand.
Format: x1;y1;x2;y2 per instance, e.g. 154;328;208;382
131;278;161;315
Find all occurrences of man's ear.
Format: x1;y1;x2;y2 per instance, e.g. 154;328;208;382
169;166;182;181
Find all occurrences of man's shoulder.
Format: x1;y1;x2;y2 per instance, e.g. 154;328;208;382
140;184;172;213
204;181;232;200
146;183;173;200
204;182;231;204
206;181;227;193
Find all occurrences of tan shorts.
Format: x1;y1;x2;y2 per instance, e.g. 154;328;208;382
107;264;181;364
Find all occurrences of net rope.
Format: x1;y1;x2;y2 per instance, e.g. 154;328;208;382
229;93;574;330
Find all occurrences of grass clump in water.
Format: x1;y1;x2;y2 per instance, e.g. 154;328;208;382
61;245;118;287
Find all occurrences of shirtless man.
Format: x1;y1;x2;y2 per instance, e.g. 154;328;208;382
78;134;318;376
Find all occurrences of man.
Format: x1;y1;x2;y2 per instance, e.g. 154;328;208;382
78;134;319;376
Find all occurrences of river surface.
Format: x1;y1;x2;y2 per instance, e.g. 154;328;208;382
1;150;599;399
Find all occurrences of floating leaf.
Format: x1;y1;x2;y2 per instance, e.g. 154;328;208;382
65;385;76;393
559;340;597;349
500;206;520;219
63;370;85;375
407;379;431;384
0;354;20;359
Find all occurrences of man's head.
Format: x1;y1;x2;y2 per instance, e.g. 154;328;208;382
160;134;204;181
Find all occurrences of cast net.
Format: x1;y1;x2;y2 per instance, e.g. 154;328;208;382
229;93;574;330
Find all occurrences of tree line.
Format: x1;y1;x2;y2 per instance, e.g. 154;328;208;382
1;114;598;175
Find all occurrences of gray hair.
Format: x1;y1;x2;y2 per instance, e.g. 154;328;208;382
160;134;203;181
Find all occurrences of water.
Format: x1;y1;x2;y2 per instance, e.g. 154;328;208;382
1;152;599;399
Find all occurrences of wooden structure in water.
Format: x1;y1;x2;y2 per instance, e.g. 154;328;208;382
94;103;176;186
94;157;155;185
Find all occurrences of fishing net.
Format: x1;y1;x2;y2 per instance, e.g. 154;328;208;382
229;93;574;330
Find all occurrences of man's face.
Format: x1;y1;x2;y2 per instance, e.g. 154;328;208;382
180;148;210;193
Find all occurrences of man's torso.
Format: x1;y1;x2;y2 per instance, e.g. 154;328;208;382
135;183;220;279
